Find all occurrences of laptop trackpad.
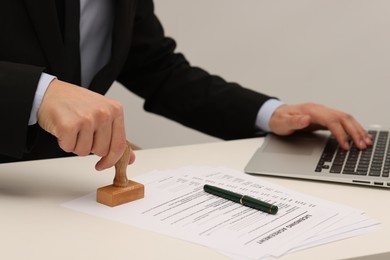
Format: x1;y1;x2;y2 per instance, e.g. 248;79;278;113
262;135;325;156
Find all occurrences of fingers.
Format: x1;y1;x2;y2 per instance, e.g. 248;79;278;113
95;112;127;171
128;148;136;165
327;114;372;150
325;121;351;150
73;121;95;156
269;103;372;150
91;121;112;157
38;79;135;171
307;106;372;150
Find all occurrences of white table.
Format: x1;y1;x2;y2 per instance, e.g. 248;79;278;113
0;138;388;260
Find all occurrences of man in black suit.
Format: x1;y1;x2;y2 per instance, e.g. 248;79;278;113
0;0;372;170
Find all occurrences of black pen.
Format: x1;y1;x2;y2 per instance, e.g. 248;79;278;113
203;184;278;215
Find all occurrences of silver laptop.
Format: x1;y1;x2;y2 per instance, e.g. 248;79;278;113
245;128;390;188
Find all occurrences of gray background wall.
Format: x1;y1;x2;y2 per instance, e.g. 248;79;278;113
106;0;390;149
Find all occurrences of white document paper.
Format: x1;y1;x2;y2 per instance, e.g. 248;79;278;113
63;166;380;259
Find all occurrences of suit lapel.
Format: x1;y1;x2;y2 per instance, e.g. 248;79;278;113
23;0;68;79
90;0;138;94
111;0;137;64
24;0;138;93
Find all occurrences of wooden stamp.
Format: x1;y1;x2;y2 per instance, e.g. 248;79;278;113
96;141;144;207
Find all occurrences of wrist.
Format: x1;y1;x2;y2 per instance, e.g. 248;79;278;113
256;99;284;132
28;73;56;125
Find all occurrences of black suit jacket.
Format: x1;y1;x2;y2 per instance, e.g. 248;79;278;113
0;0;272;163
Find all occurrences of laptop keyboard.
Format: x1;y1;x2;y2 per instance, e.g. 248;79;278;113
315;130;390;177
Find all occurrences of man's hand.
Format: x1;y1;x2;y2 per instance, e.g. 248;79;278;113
269;103;372;150
37;79;135;170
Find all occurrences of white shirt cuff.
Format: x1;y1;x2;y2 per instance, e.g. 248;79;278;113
256;99;284;132
28;73;56;125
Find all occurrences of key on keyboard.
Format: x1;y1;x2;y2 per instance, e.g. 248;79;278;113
315;130;390;177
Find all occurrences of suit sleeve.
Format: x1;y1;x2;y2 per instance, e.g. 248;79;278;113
0;61;44;158
117;0;275;140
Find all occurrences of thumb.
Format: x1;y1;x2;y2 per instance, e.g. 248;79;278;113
291;114;311;130
278;114;311;135
270;114;311;135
